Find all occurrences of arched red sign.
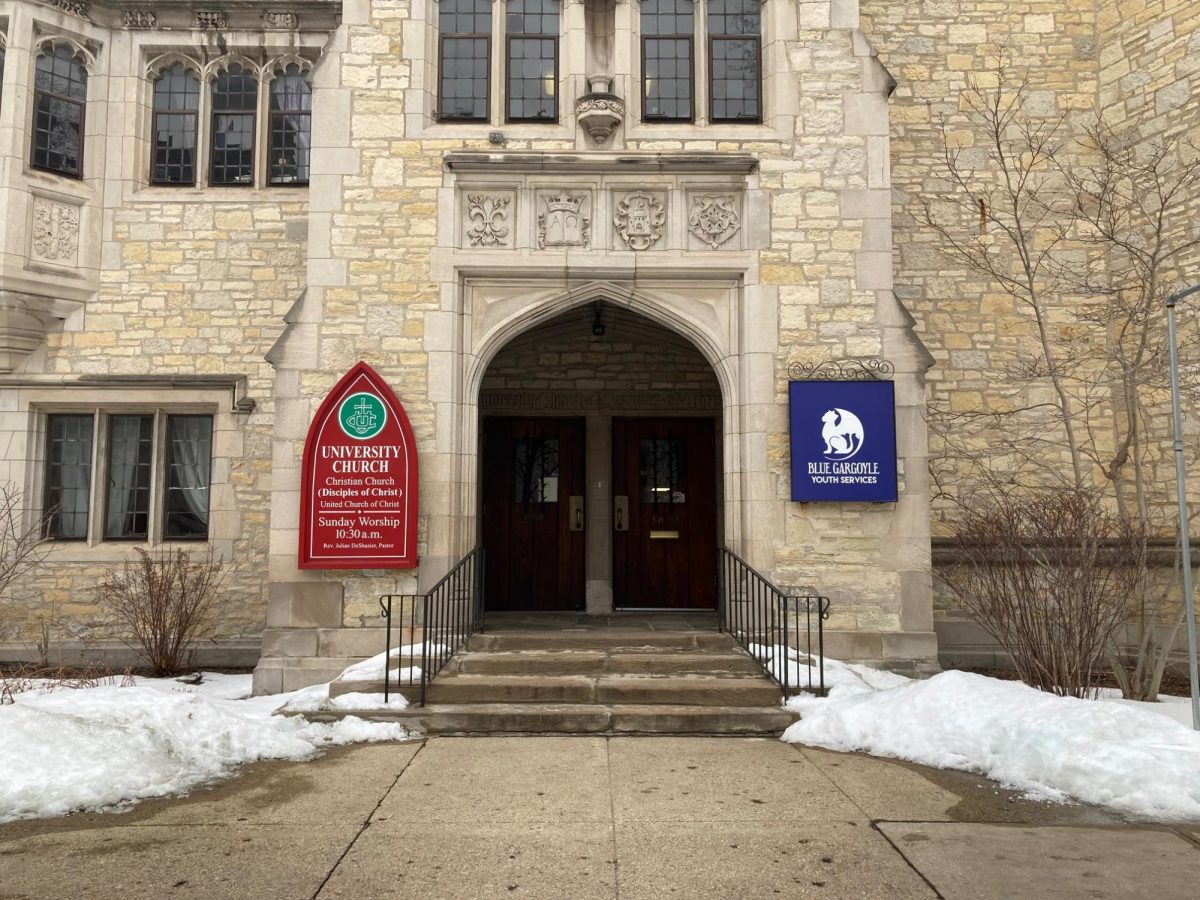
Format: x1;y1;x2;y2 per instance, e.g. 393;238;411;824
298;361;418;569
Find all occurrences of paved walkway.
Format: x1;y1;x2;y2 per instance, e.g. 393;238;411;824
1;737;1197;899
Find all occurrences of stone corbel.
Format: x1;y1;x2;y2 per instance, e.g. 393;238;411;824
576;74;625;146
0;294;54;374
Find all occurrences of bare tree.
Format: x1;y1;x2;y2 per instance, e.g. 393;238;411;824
0;483;52;605
97;547;225;677
941;487;1145;698
924;57;1200;700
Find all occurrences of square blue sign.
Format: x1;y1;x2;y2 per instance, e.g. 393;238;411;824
789;380;898;502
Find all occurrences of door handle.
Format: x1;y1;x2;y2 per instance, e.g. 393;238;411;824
614;495;629;532
569;496;584;531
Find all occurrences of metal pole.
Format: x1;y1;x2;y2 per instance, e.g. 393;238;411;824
1166;283;1200;731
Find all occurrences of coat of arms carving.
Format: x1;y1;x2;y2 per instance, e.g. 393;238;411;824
31;198;81;266
688;195;741;248
465;194;511;247
537;193;590;249
614;192;666;250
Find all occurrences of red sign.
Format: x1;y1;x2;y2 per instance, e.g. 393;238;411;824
299;361;418;569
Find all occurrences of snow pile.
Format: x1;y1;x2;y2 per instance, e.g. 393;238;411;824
337;644;445;682
0;672;410;824
782;664;1200;821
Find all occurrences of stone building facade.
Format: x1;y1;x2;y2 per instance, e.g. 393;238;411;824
0;0;1195;690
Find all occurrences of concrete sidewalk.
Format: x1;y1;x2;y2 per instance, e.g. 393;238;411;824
0;737;1197;899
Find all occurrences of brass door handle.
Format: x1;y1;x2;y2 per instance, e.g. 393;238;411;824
569;496;584;532
614;496;629;532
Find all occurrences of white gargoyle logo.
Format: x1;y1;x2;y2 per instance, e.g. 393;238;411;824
821;408;865;460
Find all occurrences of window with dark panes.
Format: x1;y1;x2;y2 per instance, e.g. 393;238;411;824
641;0;694;122
506;0;559;122
151;64;200;185
105;415;153;540
31;45;87;177
439;0;491;121
44;414;93;540
164;416;212;540
210;64;258;186
268;64;312;186
709;0;761;122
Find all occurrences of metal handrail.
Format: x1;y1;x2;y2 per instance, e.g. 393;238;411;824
378;547;485;706
718;547;830;697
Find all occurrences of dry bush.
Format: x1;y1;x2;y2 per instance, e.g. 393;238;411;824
0;662;125;705
97;547;224;677
941;488;1146;698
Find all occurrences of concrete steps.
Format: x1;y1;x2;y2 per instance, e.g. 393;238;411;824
301;703;796;736
321;619;796;736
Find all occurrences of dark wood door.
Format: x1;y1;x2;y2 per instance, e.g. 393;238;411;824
482;417;586;611
612;418;718;609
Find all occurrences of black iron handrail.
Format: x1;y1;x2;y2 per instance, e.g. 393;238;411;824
718;547;830;697
378;547;485;706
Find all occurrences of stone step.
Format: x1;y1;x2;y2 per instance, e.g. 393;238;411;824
453;649;762;676
413;673;780;706
332;672;782;706
468;629;736;653
297;703;796;736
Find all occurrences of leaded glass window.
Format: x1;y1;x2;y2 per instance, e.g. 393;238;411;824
709;0;761;123
506;0;559;122
151;64;200;185
32;45;87;177
105;415;153;540
268;64;312;186
641;0;694;122
210;64;258;186
164;416;212;539
514;438;559;505
44;415;93;540
439;0;491;121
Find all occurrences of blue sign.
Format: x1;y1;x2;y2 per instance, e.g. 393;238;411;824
789;380;898;502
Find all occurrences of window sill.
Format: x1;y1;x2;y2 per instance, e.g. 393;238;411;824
45;540;213;564
130;184;309;203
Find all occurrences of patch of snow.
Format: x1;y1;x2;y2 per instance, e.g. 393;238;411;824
782;666;1200;821
336;644;442;682
0;672;412;824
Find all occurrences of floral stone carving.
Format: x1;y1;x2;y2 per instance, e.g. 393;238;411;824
614;193;666;250
466;194;511;247
195;11;227;29
122;10;158;28
538;194;590;249
31;198;81;266
688;195;741;248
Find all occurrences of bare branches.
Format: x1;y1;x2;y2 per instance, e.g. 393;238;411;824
941;488;1146;699
0;483;52;603
96;548;225;677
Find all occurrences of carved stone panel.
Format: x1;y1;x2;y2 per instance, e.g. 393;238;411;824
464;193;514;248
687;194;742;249
122;10;158;28
195;11;227;29
614;192;666;251
264;12;298;30
536;191;591;249
30;197;81;268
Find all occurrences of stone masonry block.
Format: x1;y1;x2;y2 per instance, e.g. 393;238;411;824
881;631;939;660
261;628;320;658
266;582;345;628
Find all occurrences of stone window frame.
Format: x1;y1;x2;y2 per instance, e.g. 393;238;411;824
31;402;221;550
29;35;97;180
141;52;315;191
620;0;788;140
0;28;8;114
412;0;579;140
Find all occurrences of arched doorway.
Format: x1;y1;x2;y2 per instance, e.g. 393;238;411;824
477;301;723;613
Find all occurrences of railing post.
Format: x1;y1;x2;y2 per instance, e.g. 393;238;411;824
781;591;789;698
420;592;431;707
379;595;392;704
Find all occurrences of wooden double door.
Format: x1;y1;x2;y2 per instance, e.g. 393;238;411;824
482;416;717;612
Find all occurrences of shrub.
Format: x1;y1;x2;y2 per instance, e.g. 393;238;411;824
940;488;1145;699
97;547;224;677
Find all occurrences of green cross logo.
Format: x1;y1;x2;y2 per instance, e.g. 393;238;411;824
338;392;387;440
